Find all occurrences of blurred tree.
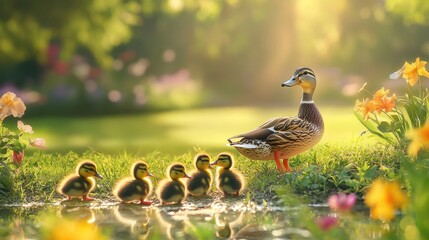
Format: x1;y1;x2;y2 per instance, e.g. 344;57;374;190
0;0;142;66
386;0;429;25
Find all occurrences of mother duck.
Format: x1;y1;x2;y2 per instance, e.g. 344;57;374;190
227;67;324;172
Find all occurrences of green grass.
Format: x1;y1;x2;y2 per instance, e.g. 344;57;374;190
2;106;403;203
26;106;366;154
4;141;403;203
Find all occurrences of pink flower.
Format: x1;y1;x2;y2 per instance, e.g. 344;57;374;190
12;151;24;165
317;216;338;231
328;193;357;212
17;120;34;134
30;138;46;149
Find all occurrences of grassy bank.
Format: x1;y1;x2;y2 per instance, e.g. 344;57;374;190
4;141;403;204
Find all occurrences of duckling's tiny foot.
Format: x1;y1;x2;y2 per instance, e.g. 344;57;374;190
140;200;152;206
82;195;95;201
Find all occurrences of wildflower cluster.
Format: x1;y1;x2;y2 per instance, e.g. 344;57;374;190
0;92;46;181
355;57;429;150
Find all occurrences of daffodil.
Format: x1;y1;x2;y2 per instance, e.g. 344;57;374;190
365;179;407;221
391;57;429;86
354;98;376;120
406;121;429;156
0;92;26;120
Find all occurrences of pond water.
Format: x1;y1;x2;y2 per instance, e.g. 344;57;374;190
0;197;330;240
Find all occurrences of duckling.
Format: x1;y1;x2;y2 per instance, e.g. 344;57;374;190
58;160;103;201
156;164;192;205
228;67;324;172
211;153;244;196
187;154;213;196
113;161;153;205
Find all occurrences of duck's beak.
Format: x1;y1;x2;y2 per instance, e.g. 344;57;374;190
184;173;192;179
282;76;298;87
208;164;214;169
94;171;103;179
147;171;153;177
210;160;218;166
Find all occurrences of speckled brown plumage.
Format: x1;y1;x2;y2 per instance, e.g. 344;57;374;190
228;67;324;172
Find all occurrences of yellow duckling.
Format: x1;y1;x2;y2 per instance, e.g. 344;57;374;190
211;153;244;196
156;164;192;205
58;160;103;201
113;161;153;205
187;154;213;196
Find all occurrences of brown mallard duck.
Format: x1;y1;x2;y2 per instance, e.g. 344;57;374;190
156;163;192;205
58;160;103;201
228;67;324;172
113;161;153;205
211;153;244;196
186;154;213;196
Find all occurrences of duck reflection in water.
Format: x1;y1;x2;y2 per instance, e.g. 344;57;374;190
113;205;152;239
58;206;96;224
155;208;195;240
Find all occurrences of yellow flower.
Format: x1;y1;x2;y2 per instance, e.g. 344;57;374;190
406;121;429;156
365;179;407;221
354;98;376;120
44;219;106;240
0;92;26;120
402;57;429;86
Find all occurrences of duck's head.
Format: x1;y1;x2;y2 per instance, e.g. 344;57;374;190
211;153;234;170
132;161;153;180
168;164;192;180
77;161;103;179
195;154;212;171
282;67;316;95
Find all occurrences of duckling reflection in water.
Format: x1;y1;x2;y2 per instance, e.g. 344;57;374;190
58;160;103;201
113;161;153;205
156;163;192;205
215;212;244;239
59;206;96;224
155;209;194;240
187;153;213;197
211;153;245;197
113;205;152;239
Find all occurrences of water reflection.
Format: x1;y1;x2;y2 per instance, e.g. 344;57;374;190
0;201;326;239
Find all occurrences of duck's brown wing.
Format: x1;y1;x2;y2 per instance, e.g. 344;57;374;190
228;117;311;142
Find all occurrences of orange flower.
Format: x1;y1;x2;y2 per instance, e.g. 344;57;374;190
354;98;376;120
365;179;407;221
374;94;397;113
407;121;429;156
373;87;390;101
394;57;429;86
0;92;26;120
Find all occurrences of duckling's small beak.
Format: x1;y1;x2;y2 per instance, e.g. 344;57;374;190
208;164;214;169
282;76;297;87
210;160;218;166
94;172;103;179
184;173;192;179
147;172;153;177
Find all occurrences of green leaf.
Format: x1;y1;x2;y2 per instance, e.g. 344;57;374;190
377;121;391;132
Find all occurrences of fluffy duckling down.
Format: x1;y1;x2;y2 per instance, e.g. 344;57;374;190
58;160;103;201
211;153;244;197
113;161;153;205
156;163;191;205
187;153;213;196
